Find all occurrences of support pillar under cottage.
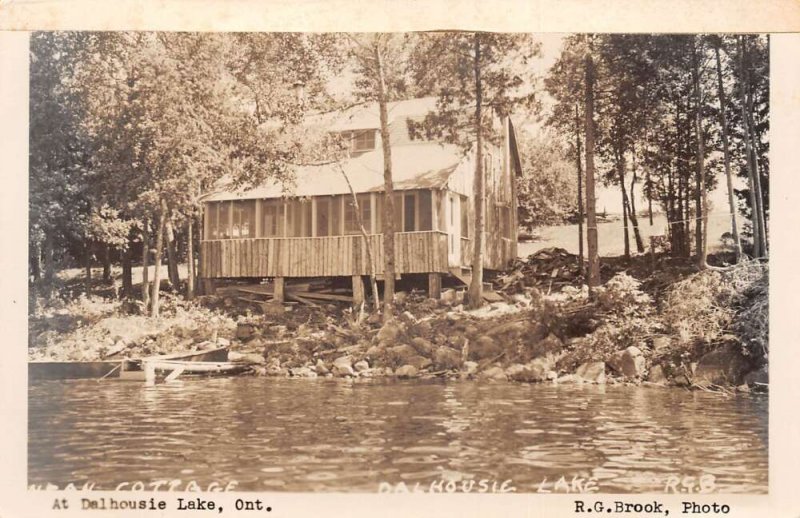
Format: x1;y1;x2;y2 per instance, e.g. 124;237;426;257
352;275;365;307
273;277;285;303
428;273;442;299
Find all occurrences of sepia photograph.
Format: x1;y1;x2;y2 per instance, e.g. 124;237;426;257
24;29;770;498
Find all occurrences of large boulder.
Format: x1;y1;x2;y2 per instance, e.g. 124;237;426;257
410;337;436;357
470;335;503;361
693;344;750;387
406;355;432;370
289;366;317;378
575;362;606;384
609;346;646;379
376;319;405;345
315;359;330;376
433;346;462;370
647;364;668;385
332;356;355;377
743;365;768;387
462;361;479;377
354;360;370;372
235;323;257;341
506;362;547;383
478;366;508;381
395;365;419;379
386;344;419;367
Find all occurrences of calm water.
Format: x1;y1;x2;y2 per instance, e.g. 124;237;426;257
29;378;768;493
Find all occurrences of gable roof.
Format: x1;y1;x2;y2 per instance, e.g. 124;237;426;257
311;97;439;132
203;141;465;201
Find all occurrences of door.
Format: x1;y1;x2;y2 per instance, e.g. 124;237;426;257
447;192;461;267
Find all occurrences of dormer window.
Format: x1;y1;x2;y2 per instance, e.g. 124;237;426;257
335;130;375;155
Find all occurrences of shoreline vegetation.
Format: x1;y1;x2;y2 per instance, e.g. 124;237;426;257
29;248;768;394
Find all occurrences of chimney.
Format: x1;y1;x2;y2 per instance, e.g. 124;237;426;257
292;81;306;106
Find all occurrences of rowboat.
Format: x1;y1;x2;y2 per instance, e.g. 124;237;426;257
28;345;231;382
142;359;250;385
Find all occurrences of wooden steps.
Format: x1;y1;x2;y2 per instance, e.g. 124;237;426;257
448;267;504;302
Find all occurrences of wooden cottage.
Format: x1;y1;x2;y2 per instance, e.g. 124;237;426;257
199;97;522;301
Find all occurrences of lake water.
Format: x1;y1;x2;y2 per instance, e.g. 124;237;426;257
28;377;768;493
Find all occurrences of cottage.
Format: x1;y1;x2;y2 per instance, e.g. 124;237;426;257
199;97;522;300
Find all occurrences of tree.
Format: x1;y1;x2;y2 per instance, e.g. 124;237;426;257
343;33;413;320
412;31;539;308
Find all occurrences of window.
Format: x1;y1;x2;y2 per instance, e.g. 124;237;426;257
288;199;312;237
333;130;376;155
418;190;432;231
352;130;375;152
404;193;416;232
344;194;372;234
460;196;469;238
218;202;231;239
261;200;285;237
231;200;256;238
316;198;333;236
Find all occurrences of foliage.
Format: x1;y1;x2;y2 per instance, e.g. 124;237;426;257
516;130;577;228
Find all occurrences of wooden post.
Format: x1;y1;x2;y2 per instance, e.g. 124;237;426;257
352;275;365;307
428;272;442;299
273;277;285;303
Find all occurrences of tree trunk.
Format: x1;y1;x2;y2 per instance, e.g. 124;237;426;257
468;32;485;309
692;39;708;269
616;148;631;259
166;218;180;289
584;47;600;290
629;151;645;253
84;241;93;292
31;240;42;282
340;165;380;311
186;217;195;300
374;40;396;321
122;235;133;299
42;233;54;298
741;36;768;256
574;104;584;275
150;202;167;318
714;44;742;262
141;218;151;310
102;243;112;283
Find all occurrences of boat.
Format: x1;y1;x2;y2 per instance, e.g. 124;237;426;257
28;345;231;382
142;359;250;385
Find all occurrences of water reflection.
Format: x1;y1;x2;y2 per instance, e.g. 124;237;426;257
29;378;768;493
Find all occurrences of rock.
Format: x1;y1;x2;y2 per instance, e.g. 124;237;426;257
235;323;256;341
265;358;286;377
394;291;409;304
546;370;558;381
736;384;751;393
386;344;419;367
652;336;671;352
289;366;317;378
406;355;432;370
556;374;576;384
575;361;606;384
228;352;266;365
744;365;768;387
400;311;416;324
216;337;231;347
376;319;404;344
647;364;668;385
365;345;385;360
262;302;285;317
354;360;370;372
479;366;507;381
433;346;462;370
395;365;419;378
470;335;502;361
694;344;750;387
315;359;330;375
609;346;646;379
410;337;435;357
332;356;355;377
462;361;478;376
507;361;547;383
373;367;393;377
441;289;457;304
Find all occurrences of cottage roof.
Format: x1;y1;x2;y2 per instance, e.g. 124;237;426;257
203;141;465;201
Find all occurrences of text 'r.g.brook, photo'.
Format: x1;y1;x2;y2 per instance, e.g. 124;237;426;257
28;31;768;493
